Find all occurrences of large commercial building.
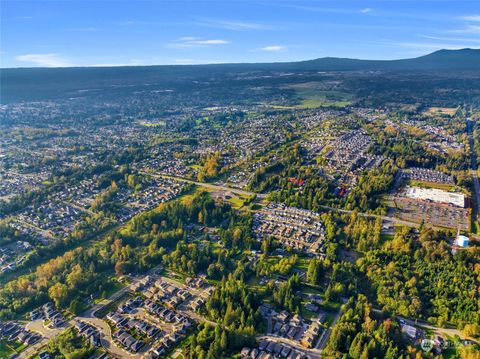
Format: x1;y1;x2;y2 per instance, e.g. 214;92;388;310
405;186;465;208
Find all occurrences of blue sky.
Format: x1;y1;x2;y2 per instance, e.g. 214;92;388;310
1;0;480;68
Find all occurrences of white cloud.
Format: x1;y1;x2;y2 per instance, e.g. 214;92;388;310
197;19;272;31
178;37;198;41
259;45;286;52
15;54;72;67
360;8;372;13
451;25;480;34
168;37;229;48
283;5;347;14
418;34;480;43
191;39;229;45
459;15;480;22
396;42;476;50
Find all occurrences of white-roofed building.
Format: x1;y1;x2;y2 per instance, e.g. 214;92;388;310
405;187;465;208
455;235;469;247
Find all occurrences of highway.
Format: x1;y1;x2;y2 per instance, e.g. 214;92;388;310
467;119;480;224
144;172;433;229
148;171;480;237
18;165;478;358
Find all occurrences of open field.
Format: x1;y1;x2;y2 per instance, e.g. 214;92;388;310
409;180;458;192
424;107;458;116
0;340;26;357
0;341;15;358
95;291;133;319
277;82;354;109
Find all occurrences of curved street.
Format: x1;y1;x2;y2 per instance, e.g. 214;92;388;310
257;335;322;359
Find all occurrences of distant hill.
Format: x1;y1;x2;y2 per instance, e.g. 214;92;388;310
170;48;480;71
1;48;479;103
290;48;480;71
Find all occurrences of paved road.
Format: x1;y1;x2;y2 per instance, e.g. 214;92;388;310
140;171;266;199
160;273;210;300
370;308;479;343
396;315;478;342
317;204;422;228
19;321;70;359
467;119;480;224
22;316;134;359
62;200;96;216
315;307;344;351
147;171;468;234
81;265;164;358
144;171;480;235
257;335;322;359
386;171;404;219
157;273;218;326
22;266;162;359
78;315;140;359
143;172;429;230
20;220;55;240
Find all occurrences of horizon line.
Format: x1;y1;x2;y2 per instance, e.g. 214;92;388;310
1;47;478;70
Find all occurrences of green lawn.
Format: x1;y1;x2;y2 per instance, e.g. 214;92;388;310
246;275;269;294
300;302;318;319
299;98;351;109
0;342;15;358
320;300;342;312
268;89;353;109
95;291;132;318
293;86;354;109
0;340;27;358
409;180;456;192
93;278;124;304
380;233;394;245
227;196;246;210
301;286;323;295
166;270;188;284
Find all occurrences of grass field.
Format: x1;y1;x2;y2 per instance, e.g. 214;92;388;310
300;302;319;319
380;233;394;244
246;275;269;295
287;82;354;108
409;180;456;192
93;278;124;304
270;82;354;109
0;341;14;358
298;96;352;109
424;107;458;116
0;340;27;357
95;291;132;318
227;195;246;209
294;257;310;272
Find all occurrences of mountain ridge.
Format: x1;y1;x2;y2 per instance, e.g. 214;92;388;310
2;48;480;71
1;48;479;103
